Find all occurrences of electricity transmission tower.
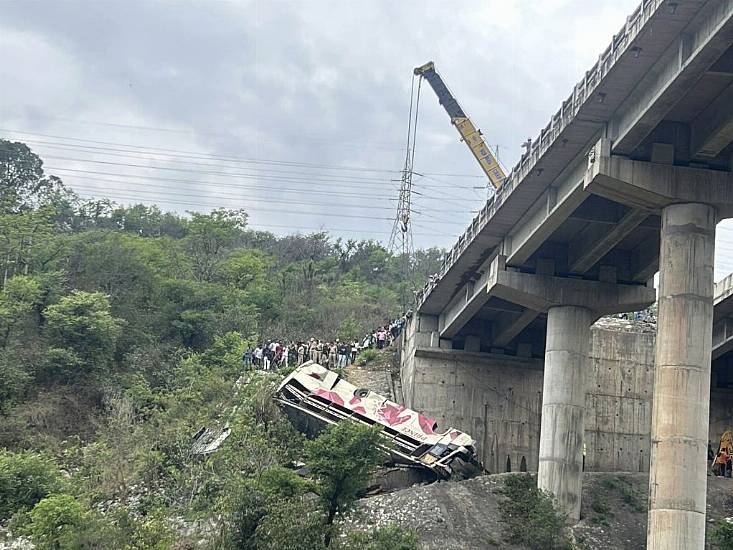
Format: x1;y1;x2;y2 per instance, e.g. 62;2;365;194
389;74;422;310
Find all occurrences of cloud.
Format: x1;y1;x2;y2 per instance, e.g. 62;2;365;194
4;0;730;279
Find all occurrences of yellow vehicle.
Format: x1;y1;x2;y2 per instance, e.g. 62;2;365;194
719;430;733;455
414;61;505;189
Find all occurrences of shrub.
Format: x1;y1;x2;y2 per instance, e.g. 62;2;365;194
218;466;315;549
27;494;88;550
0;450;64;520
356;348;379;366
341;523;421;550
590;493;612;526
22;495;171;550
618;481;645;512
711;518;733;549
498;474;569;550
253;497;326;550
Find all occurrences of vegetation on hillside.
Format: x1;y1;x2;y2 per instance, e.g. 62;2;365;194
498;474;569;550
0;138;427;547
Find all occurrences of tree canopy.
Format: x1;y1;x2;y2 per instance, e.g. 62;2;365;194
0;138;431;549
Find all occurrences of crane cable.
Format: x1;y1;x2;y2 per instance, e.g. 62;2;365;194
390;72;423;310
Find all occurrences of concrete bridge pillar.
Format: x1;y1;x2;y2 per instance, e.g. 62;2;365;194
482;256;655;520
647;203;716;550
538;305;593;521
584;140;733;546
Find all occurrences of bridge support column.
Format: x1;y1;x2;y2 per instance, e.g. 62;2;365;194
538;305;592;521
483;256;655;520
648;203;716;550
584;140;733;546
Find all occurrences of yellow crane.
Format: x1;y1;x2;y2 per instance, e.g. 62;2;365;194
414;61;505;189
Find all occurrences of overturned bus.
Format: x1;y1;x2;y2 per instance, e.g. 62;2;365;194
274;362;482;479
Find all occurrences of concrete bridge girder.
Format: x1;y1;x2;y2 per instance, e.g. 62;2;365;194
612;0;733;157
437;245;655;344
486;261;656;319
586;138;733;218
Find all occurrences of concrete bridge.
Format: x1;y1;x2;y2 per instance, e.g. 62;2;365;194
403;1;733;547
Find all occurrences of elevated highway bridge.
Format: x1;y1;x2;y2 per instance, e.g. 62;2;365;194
405;1;733;547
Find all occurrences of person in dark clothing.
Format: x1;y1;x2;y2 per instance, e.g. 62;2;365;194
337;342;349;368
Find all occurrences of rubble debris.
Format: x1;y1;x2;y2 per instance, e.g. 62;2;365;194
190;426;232;455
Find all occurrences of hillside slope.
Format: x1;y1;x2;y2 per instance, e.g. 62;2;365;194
344;472;733;549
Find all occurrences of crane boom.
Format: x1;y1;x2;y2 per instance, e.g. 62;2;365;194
414;61;505;189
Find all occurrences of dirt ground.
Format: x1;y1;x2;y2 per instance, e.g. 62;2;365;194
343;348;398;399
343;472;733;549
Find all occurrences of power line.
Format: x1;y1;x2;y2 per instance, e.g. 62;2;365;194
16;115;414;150
48;166;395;197
37;145;398;182
60;175;471;219
56;172;396;202
1;128;485;179
40;153;484;191
68;181;470;224
48;166;482;206
68;183;409;214
73;190;394;222
72;189;459;239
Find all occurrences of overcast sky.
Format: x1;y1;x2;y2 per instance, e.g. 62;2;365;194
2;0;733;280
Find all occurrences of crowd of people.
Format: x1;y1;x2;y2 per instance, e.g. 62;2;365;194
242;317;407;371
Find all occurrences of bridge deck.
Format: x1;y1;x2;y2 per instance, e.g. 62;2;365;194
418;0;733;352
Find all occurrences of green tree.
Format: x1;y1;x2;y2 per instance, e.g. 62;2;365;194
0;275;41;347
0;450;64;520
27;494;89;550
1;205;59;287
185;209;247;282
219;466;315;549
218;249;271;290
305;422;384;545
0;139;55;213
44;290;123;377
162;279;256;350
